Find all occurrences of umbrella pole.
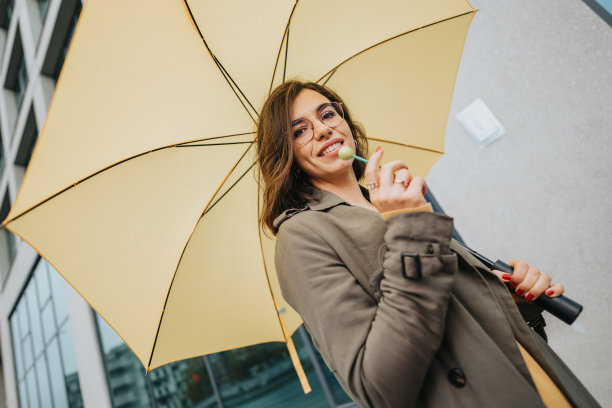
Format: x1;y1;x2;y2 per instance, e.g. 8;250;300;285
278;314;312;394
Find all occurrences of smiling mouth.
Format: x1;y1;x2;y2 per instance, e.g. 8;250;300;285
319;141;343;157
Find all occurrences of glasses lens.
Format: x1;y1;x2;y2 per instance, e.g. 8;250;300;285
292;119;313;145
291;103;344;145
320;103;344;128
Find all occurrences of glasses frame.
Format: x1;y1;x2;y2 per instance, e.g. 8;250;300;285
292;102;345;146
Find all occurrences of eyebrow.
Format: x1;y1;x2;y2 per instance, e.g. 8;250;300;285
291;102;330;127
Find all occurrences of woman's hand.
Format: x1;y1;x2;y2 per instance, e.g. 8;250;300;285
492;260;565;301
365;147;428;212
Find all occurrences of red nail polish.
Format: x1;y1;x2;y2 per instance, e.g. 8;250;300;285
375;146;382;153
501;273;512;281
525;294;534;301
515;289;523;296
510;282;517;289
546;289;555;296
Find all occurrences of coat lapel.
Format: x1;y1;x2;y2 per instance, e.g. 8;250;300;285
449;241;538;387
451;240;600;407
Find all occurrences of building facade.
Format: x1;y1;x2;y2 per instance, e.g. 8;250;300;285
0;0;610;407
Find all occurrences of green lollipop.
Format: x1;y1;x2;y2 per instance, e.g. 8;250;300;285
338;146;369;163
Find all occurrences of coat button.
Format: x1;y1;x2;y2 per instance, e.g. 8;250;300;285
448;368;467;388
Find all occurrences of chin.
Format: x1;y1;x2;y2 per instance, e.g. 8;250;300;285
314;162;354;181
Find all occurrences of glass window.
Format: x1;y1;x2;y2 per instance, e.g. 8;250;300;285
35;356;53;406
41;302;56;343
53;1;81;79
15;54;27;110
207;333;333;408
14;107;39;169
23;334;33;369
1;0;15;29
18;380;27;408
37;0;50;21
17;301;28;341
35;262;51;306
0;131;4;173
47;338;69;408
97;314;152;407
96;313;354;407
4;28;28;123
9;313;24;378
26;367;40;408
9;259;84;407
582;0;612;26
58;321;79;380
593;0;612;13
49;262;69;325
311;347;353;406
0;192;16;285
26;282;44;357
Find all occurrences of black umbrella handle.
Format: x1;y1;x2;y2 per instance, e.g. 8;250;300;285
493;260;583;325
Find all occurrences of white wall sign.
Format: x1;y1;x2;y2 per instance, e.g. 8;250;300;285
456;98;506;149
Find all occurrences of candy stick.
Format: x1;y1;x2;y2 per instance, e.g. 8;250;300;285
338;146;369;163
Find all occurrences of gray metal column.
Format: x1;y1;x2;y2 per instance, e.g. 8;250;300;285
298;326;337;407
203;355;225;408
143;372;158;408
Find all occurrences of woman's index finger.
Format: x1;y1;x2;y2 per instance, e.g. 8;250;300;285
365;147;383;181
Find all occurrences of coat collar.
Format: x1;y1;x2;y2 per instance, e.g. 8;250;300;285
306;188;348;211
273;188;352;229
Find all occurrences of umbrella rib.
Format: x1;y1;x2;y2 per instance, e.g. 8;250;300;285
182;0;258;122
213;54;259;120
321;69;338;86
315;10;475;84
174;132;255;146
269;26;288;94
3;133;254;226
282;24;290;82
176;141;253;147
268;0;299;94
146;143;255;369
203;162;254;215
367;136;444;154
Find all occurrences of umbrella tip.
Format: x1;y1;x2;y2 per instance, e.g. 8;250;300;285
338;146;355;160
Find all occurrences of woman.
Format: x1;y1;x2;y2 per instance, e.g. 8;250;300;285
255;81;598;408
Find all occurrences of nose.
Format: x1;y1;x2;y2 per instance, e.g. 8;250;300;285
312;119;333;141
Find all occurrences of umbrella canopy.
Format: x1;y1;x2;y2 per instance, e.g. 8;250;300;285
3;0;474;388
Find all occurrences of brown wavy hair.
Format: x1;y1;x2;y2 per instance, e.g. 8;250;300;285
256;80;368;235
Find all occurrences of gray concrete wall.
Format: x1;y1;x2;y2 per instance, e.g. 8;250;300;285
427;0;612;405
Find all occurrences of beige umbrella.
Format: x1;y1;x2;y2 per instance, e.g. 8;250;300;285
2;0;474;393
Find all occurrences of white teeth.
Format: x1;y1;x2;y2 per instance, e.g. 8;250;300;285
320;142;342;156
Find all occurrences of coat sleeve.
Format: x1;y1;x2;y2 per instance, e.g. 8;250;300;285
275;211;458;408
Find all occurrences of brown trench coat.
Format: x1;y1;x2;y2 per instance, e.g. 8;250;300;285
273;189;599;408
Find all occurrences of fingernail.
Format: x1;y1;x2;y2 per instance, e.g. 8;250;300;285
515;289;523;296
510;282;517;289
525;293;534;301
501;273;512;281
375;146;382;153
546;289;555;296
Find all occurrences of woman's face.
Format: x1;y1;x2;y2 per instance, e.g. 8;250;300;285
290;89;355;183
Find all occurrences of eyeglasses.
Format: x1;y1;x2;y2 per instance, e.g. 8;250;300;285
291;102;345;145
